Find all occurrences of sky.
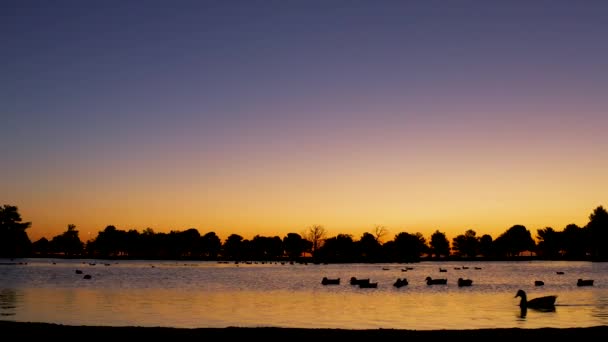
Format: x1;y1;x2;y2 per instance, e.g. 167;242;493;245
2;0;607;243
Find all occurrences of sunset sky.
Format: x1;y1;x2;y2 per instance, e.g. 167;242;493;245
2;1;607;243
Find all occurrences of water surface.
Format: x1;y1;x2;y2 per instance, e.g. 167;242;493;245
1;259;606;330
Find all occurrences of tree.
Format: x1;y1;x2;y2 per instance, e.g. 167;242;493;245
317;234;355;262
250;235;283;260
303;224;326;258
494;225;536;257
222;234;244;260
0;205;32;258
536;227;562;259
139;227;160;258
429;230;450;259
390;231;427;262
169;228;201;258
587;205;608;260
50;224;84;257
283;233;310;260
562;223;587;259
357;232;383;262
478;234;494;258
32;237;50;256
452;229;480;258
92;225;127;258
201;232;222;259
373;225;389;243
125;229;141;257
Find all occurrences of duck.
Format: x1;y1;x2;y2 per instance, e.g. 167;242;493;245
358;281;378;288
350;277;370;286
393;278;408;288
457;278;473;287
515;289;557;310
534;280;544;286
577;279;594;286
425;276;447;285
321;277;340;285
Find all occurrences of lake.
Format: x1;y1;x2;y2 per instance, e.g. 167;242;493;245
1;258;606;330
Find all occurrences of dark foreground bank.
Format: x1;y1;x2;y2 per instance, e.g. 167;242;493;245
2;321;608;340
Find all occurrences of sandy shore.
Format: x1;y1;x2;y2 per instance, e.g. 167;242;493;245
2;321;607;340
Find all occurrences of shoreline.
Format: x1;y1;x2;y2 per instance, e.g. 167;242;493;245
2;321;608;340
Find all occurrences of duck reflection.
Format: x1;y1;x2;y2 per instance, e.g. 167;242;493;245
519;305;557;318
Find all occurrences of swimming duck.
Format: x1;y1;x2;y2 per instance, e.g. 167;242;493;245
515;289;556;310
577;279;594;286
393;278;408;288
457;278;473;287
350;277;370;286
425;276;447;285
321;277;340;285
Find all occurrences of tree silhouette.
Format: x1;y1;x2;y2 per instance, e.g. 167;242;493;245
223;234;244;260
12;204;608;262
536;227;562;259
0;205;32;258
562;223;587;259
356;232;383;262
250;235;283;260
138;227;159;258
390;232;427;262
373;225;389;243
478;234;494;258
50;224;84;257
32;237;50;256
317;234;355;263
303;224;326;259
201;232;222;259
452;229;479;258
283;233;310;260
124;229;141;257
587;205;608;260
92;225;125;258
429;230;450;259
168;228;201;258
494;225;535;257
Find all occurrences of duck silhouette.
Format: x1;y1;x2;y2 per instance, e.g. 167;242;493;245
321;277;340;285
457;278;473;287
425;276;447;285
393;278;408;288
577;279;594;286
350;277;370;286
515;289;556;311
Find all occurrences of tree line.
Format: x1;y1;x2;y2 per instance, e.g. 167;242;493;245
1;204;607;262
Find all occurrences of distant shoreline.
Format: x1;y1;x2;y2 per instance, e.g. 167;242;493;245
2;321;608;340
4;256;606;262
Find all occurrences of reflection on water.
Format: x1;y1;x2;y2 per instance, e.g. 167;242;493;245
519;306;557;318
0;289;18;316
519;306;527;318
591;292;608;318
0;259;607;330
